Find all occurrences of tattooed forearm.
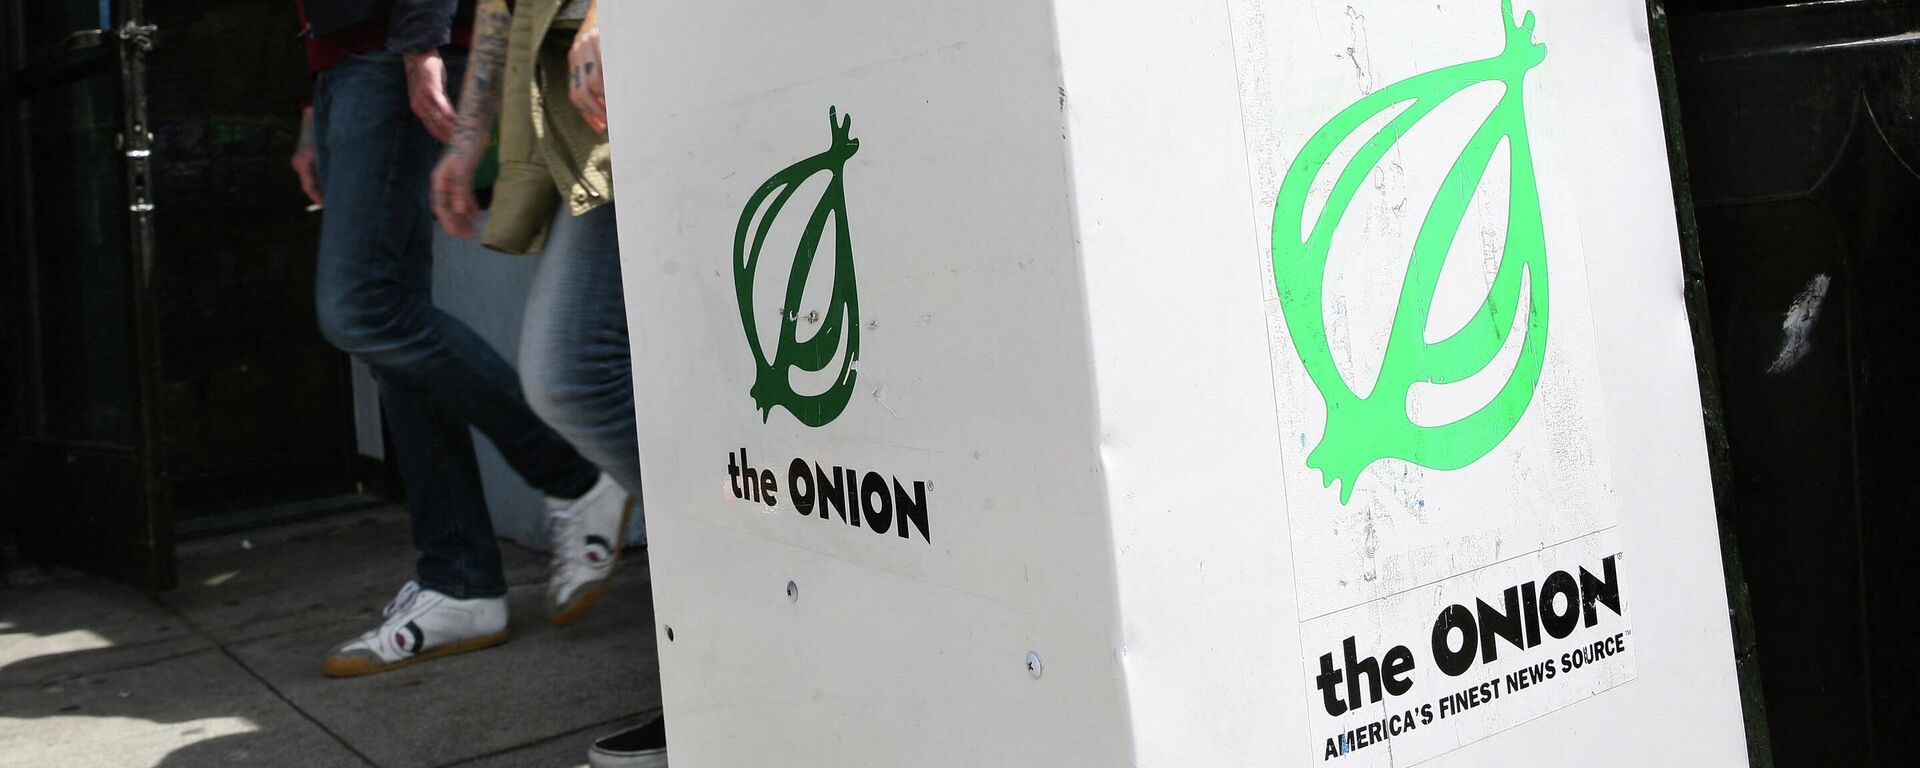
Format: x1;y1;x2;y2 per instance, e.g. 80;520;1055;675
448;0;512;164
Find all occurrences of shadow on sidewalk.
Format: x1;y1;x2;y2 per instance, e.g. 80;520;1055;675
0;507;661;768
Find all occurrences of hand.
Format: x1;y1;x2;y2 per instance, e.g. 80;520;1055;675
567;8;607;133
430;150;482;239
404;49;457;143
291;106;324;207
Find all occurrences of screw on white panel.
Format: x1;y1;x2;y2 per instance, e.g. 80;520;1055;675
1026;651;1044;679
786;581;799;602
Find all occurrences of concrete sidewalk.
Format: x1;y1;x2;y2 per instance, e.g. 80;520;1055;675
0;507;661;768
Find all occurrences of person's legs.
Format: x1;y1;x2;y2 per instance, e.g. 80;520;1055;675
312;51;515;676
519;203;646;517
311;50;599;598
518;203;646;625
377;382;509;596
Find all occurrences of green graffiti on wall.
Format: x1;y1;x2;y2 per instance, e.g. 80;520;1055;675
734;108;862;428
1271;1;1549;503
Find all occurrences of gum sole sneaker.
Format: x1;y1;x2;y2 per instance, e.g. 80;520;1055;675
547;474;635;627
550;498;632;626
323;630;507;678
588;718;668;768
322;581;509;678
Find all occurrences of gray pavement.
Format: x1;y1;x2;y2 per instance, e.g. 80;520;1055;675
0;507;661;768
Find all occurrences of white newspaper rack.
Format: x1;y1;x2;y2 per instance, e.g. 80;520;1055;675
601;1;1749;765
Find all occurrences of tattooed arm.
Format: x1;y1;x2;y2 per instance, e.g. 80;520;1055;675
429;0;512;239
568;1;607;133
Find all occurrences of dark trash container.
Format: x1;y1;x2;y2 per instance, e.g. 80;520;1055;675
1667;1;1920;765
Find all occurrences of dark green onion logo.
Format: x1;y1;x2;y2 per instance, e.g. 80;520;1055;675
734;107;862;428
1272;2;1549;503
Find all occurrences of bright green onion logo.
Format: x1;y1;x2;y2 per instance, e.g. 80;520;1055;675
734;107;862;428
1272;1;1549;503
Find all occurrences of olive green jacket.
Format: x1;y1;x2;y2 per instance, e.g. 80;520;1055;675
481;0;614;255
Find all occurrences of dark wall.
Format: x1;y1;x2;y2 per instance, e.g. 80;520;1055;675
0;0;47;560
0;0;19;559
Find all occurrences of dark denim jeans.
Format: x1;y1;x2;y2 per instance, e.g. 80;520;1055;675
312;49;598;599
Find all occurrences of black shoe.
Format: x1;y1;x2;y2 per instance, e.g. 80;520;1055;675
588;718;668;768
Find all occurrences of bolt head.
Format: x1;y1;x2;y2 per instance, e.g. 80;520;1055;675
1026;651;1044;679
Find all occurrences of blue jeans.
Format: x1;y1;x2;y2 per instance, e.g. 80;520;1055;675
520;203;645;541
312;50;600;599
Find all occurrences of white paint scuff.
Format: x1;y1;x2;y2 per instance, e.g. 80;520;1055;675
1768;273;1830;374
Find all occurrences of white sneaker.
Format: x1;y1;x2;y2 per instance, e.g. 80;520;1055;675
546;473;633;626
322;581;508;678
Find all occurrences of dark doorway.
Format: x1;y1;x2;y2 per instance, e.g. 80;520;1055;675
2;0;377;589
